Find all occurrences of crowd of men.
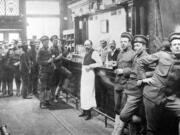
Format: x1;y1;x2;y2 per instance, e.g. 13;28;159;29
77;32;180;135
0;35;72;109
0;31;180;134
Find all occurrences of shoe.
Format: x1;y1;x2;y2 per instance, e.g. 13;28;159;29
40;103;47;109
79;111;86;117
84;115;91;120
53;99;58;103
84;110;91;120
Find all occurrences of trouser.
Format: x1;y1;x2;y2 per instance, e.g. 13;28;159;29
21;74;29;98
114;90;127;115
120;95;142;122
144;96;180;135
39;72;53;103
112;91;127;135
51;69;61;99
29;69;38;94
13;66;21;93
2;69;13;95
54;66;72;97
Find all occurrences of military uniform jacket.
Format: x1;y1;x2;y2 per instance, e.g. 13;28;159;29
115;47;135;91
138;51;180;101
123;50;148;96
20;51;30;74
37;47;53;73
50;45;62;68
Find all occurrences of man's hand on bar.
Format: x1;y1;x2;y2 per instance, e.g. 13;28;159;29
114;68;123;75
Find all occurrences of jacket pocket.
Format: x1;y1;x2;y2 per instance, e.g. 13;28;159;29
155;63;172;77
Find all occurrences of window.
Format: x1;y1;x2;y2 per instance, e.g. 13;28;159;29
0;33;4;41
26;0;60;39
27;17;60;39
9;33;20;43
26;1;60;15
0;0;19;16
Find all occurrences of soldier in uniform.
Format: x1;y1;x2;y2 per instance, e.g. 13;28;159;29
112;32;135;135
138;32;180;135
0;43;4;93
20;44;31;99
37;36;54;108
28;40;38;95
12;40;21;96
117;35;149;134
2;47;14;96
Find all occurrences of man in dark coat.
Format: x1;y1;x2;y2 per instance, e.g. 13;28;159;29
107;40;120;61
12;40;21;96
20;44;31;99
28;40;38;95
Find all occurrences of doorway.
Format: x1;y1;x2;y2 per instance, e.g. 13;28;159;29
0;31;20;43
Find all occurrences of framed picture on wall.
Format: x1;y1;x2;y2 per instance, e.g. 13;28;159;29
100;20;109;33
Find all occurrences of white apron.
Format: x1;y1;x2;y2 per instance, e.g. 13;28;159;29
80;65;97;110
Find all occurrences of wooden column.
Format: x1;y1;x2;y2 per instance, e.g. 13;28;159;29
147;0;163;53
60;0;68;39
20;0;26;41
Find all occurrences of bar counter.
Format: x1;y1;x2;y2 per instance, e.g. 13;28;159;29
62;58;115;118
62;58;179;133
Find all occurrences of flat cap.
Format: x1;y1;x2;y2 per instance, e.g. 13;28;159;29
109;40;116;46
40;35;49;42
133;35;148;44
29;40;36;46
50;35;58;42
168;32;180;42
100;40;107;44
121;32;133;41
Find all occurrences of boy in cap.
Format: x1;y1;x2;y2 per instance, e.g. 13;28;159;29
112;32;135;135
138;32;180;135
37;35;54;108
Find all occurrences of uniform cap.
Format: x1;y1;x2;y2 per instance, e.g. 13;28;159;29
50;35;59;42
168;32;180;42
29;40;36;46
133;35;148;44
121;32;133;42
40;35;49;42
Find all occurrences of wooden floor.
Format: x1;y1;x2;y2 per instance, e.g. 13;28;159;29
0;96;112;135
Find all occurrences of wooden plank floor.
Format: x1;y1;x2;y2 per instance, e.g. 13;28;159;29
0;96;112;135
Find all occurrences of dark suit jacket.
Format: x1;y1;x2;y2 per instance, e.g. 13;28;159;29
107;49;120;61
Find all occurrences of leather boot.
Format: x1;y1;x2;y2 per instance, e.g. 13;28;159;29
62;79;70;90
79;110;87;117
84;110;91;120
